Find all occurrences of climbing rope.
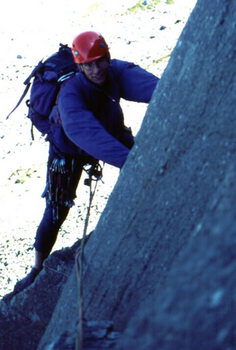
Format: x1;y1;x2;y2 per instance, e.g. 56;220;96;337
75;162;103;350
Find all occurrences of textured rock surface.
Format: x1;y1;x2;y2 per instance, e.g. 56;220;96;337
0;242;79;350
44;320;120;350
116;163;236;349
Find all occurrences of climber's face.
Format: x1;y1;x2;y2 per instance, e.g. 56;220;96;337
80;55;110;85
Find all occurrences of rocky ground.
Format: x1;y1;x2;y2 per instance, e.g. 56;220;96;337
0;0;197;298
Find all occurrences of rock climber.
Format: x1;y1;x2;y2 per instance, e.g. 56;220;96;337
15;30;159;292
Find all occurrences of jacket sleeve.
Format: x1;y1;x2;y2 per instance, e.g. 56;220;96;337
58;81;130;168
113;60;159;102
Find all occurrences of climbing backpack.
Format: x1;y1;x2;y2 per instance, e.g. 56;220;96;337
6;44;77;138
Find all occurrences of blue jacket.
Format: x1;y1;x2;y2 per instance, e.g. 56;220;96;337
49;59;158;168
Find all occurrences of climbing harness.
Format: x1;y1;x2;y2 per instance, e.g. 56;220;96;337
75;162;103;350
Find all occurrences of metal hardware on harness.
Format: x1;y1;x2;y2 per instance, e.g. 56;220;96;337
83;162;103;186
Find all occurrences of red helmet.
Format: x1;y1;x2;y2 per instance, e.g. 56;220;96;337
72;31;109;64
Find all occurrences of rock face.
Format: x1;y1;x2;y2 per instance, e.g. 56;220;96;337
117;163;236;350
0;243;79;350
1;0;236;349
